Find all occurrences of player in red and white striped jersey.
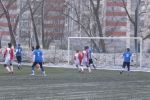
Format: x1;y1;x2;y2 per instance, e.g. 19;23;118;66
3;43;14;74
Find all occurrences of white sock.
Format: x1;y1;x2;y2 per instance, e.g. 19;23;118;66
80;67;84;72
32;70;35;75
6;67;10;72
88;67;91;73
10;66;13;72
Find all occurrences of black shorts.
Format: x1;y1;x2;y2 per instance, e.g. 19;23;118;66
16;56;22;63
122;62;130;71
122;62;130;68
89;59;93;65
32;62;43;67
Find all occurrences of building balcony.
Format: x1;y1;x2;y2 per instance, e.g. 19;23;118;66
106;12;127;16
106;1;127;7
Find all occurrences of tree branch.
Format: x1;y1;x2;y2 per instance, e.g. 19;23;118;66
122;0;135;25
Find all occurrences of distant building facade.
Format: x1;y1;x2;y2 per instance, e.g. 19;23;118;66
0;0;65;47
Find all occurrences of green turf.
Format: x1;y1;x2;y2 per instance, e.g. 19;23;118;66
0;65;150;100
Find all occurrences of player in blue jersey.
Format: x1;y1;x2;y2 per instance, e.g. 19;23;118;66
88;47;96;69
15;44;23;70
120;48;133;74
30;45;46;76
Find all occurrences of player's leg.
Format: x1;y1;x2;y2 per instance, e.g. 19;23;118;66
76;59;82;72
31;62;37;75
39;62;46;76
16;56;19;65
16;56;21;70
74;60;79;69
87;66;91;73
19;56;22;68
4;59;11;73
120;62;126;74
86;60;91;73
9;62;14;74
89;59;96;69
79;59;84;72
127;62;130;72
4;64;10;73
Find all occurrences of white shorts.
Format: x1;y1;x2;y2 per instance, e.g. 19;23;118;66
4;58;12;66
81;58;88;66
74;59;80;66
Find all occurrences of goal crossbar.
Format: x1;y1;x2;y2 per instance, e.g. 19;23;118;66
68;37;143;68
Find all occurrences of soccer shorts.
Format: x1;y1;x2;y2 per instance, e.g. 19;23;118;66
89;59;93;65
16;56;22;63
122;62;130;71
74;59;80;66
4;58;12;66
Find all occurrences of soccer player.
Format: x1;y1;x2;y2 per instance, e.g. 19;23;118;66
15;44;23;70
88;47;96;69
81;46;91;72
74;50;84;72
120;48;133;74
30;45;46;76
74;50;80;69
3;43;14;74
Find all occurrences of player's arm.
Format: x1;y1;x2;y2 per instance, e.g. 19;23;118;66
122;53;125;59
3;49;7;58
11;48;15;60
33;55;35;62
130;53;133;62
15;49;17;55
32;51;35;62
74;54;76;60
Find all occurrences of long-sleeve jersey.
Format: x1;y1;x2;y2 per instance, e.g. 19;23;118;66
4;48;14;60
123;51;132;62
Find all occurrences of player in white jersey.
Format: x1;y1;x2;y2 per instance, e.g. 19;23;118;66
74;50;84;72
81;46;91;72
74;50;80;69
3;43;14;74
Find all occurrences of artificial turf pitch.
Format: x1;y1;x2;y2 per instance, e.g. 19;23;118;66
0;65;150;100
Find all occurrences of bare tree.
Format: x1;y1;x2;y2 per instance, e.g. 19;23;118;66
41;0;53;49
64;0;107;52
0;0;29;47
90;0;106;52
122;0;141;52
27;0;41;46
0;0;17;47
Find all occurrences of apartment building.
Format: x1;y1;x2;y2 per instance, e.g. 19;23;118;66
104;0;129;37
43;0;65;39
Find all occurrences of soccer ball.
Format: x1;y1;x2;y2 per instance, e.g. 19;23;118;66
36;64;40;71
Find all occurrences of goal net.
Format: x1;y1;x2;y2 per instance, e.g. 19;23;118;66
68;37;142;68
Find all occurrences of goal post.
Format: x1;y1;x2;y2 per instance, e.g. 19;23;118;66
68;37;143;68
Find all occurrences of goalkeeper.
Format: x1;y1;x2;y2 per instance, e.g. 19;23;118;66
120;48;133;74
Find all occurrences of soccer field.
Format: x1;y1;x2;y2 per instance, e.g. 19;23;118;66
0;65;150;100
